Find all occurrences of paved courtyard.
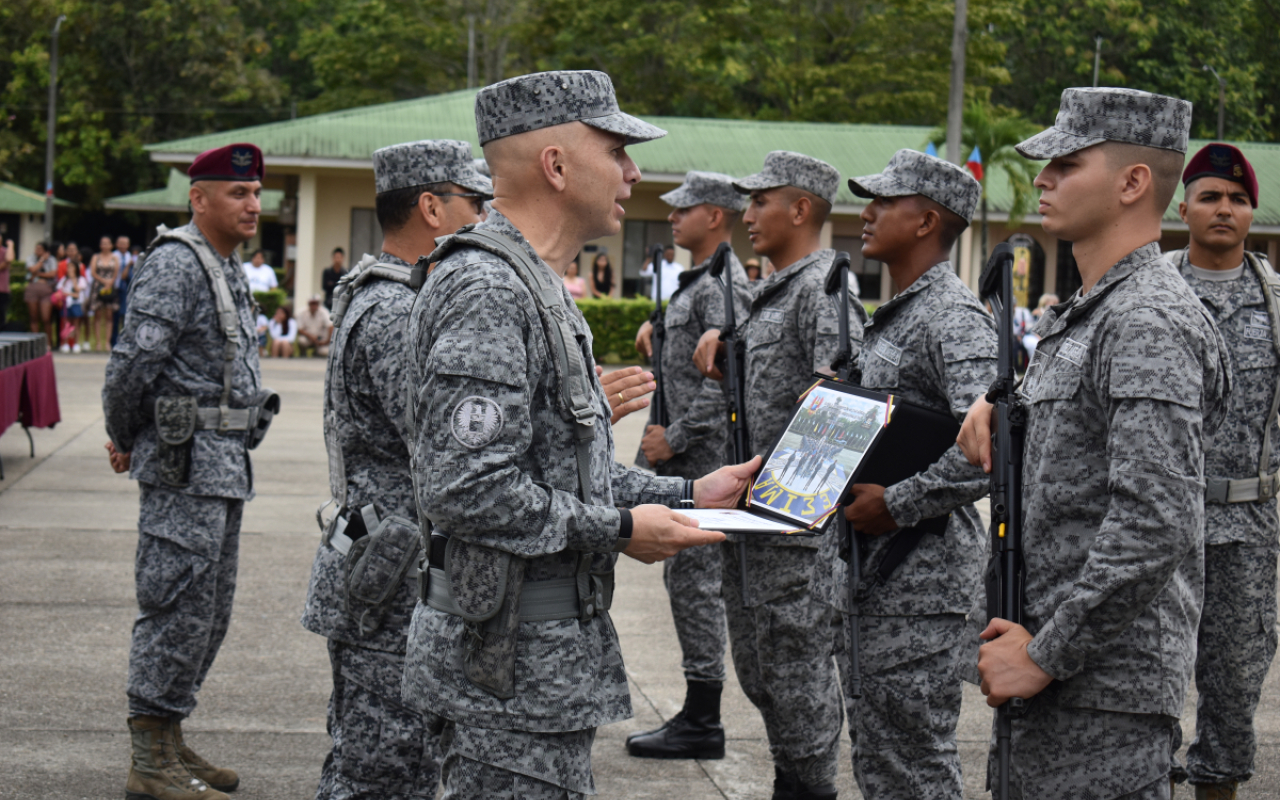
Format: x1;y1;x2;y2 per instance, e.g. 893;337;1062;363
2;356;1279;798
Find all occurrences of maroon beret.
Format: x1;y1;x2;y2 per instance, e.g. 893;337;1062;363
188;143;264;183
1183;143;1258;208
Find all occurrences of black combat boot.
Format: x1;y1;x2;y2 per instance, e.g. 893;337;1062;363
792;779;838;800
771;766;798;800
625;680;725;759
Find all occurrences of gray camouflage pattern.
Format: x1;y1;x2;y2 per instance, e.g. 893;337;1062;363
303;253;420;653
721;542;842;789
103;222;262;499
848;149;982;222
372;139;493;196
127;485;241;719
1183;544;1279;785
987;682;1180;799
733;151;841;206
1017;87;1192;159
659;171;748;212
1172;251;1280;547
662;543;728;683
438;722;594;798
316;640;442;800
401;208;683;734
834;614;966;800
964;242;1231;719
475;70;666;146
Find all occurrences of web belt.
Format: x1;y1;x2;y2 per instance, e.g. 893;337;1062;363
1205;473;1280;504
421;567;613;622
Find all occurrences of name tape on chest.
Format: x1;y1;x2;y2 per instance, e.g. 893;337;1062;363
874;338;903;366
451;396;504;450
1054;337;1087;367
1246;326;1272;342
759;308;785;325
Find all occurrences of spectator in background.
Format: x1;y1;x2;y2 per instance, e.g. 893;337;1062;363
268;304;297;358
1021;292;1058;361
110;235;134;348
591;251;614;297
54;242;84;348
56;256;87;352
242;248;278;293
0;238;13;326
24;241;58;348
321;247;346;309
639;243;683;301
256;310;269;357
89;236;120;352
564;260;587;299
744;258;762;281
295;294;333;357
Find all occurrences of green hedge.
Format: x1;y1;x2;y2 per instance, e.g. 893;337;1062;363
575;297;654;364
253;289;289;319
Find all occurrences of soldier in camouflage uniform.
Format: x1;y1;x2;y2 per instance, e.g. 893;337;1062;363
1168;144;1278;800
958;88;1232;799
399;70;760;800
693;151;867;800
626;171;753;760
302;140;491;800
103;143;272;800
817;149;994;799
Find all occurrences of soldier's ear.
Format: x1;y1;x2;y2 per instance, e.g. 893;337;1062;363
918;207;941;240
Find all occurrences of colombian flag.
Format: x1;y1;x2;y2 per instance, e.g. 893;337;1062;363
966;146;984;182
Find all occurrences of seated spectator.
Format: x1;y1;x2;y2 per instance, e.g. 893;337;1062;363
256;311;269;357
268;305;297;359
295;294;333;357
564;261;587;299
242;249;278;293
745;258;762;281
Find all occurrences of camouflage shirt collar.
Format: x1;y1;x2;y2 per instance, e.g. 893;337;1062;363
475;208;551;275
377;251;413;269
869;260;952;325
1071;241;1162;308
754;248;834;305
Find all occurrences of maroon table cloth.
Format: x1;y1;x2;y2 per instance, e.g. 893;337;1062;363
0;352;61;436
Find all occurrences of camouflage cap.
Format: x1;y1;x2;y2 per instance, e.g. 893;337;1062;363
372;139;493;196
475;70;667;146
733;151;840;206
472;157;491;178
849;149;981;222
1016;87;1192;160
661;171;748;212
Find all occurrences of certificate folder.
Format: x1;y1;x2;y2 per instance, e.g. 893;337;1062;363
687;379;959;536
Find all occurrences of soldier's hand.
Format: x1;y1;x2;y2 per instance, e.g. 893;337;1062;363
635;320;655;358
977;618;1053;707
957;395;995;473
105;441;131;473
843;484;896;535
624;505;725;564
641;425;676;464
693;329;725;381
596;365;654;424
693;455;762;509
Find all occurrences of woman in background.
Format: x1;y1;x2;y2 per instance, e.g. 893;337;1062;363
268;305;297;359
24;241;59;348
564;261;587;299
590;252;614;298
89;236;120;352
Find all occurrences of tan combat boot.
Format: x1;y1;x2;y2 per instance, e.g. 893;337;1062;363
173;718;240;793
1194;783;1239;800
126;715;229;800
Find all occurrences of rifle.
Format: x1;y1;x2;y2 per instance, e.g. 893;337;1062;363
648;243;671;431
822;251;862;699
709;242;750;605
978;241;1028;797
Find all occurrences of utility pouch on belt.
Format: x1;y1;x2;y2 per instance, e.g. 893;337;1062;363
154;396;198;488
246;390;281;450
446;537;526;700
343;504;420;635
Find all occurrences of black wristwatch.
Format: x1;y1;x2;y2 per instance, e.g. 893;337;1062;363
612;508;633;552
681;479;695;508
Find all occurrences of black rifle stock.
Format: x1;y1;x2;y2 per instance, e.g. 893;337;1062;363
648;243;671;433
709;242;751;605
823;252;862;699
978;242;1028;797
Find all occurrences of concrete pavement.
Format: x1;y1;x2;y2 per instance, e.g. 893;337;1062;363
2;355;1280;798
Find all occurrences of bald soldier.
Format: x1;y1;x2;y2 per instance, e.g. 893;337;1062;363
103;144;274;800
958;88;1231;799
1167;144;1277;800
399;70;760;800
303;140;491;800
626;171;753;760
694;151;867;800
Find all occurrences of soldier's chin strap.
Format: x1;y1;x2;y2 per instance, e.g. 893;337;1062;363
429;227;597;502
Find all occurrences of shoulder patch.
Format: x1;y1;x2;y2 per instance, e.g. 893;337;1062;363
451;396;505;449
136;321;168;352
1055;337;1087;366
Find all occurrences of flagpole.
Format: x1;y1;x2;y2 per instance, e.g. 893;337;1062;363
946;0;968;271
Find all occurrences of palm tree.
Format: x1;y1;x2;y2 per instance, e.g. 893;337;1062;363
929;101;1041;264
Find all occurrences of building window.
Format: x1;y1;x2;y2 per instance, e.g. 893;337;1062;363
350;208;383;263
832;235;881;301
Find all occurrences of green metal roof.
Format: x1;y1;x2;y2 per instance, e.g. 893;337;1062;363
104;169;284;215
146;88;1280;226
0;181;73;214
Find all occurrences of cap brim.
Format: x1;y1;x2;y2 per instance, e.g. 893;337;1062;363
1015;127;1105;160
453;169;494;198
582;112;667;145
732;173;787;195
659;186;702;209
847;174;916;200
